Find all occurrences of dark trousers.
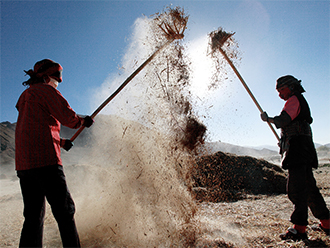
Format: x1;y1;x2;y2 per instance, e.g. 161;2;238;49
17;165;80;248
288;164;330;226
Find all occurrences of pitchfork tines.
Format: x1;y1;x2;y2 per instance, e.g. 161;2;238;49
210;27;235;51
155;7;188;40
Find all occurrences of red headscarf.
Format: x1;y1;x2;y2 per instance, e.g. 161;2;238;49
23;59;63;86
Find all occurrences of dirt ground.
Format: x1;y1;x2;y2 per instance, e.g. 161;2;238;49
0;166;329;247
194;165;330;248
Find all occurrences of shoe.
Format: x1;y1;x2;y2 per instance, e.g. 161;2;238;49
280;227;308;241
311;224;330;236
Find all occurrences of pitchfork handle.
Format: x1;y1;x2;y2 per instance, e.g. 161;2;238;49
218;47;280;142
70;39;175;143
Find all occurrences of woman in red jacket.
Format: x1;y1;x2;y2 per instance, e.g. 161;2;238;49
261;75;329;241
15;59;93;247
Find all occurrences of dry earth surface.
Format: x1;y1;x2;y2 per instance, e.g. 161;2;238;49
1;163;329;247
1;120;330;247
195;166;330;247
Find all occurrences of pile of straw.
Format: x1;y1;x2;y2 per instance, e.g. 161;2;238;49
190;151;287;202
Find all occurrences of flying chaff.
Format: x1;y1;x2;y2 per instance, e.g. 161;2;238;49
153;6;188;40
209;27;235;54
70;7;189;143
208;27;280;142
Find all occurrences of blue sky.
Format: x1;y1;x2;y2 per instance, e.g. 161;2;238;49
1;0;329;147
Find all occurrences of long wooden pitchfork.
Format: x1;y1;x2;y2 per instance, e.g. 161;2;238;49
209;28;280;142
70;7;188;142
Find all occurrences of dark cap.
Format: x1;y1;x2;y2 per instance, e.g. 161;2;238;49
276;75;305;93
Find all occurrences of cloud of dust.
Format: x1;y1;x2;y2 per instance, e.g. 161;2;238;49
198;216;245;246
72;12;203;247
68;12;245;247
74;115;198;247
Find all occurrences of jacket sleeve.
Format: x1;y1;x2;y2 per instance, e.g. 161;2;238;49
273;96;300;129
46;87;84;129
273;111;292;129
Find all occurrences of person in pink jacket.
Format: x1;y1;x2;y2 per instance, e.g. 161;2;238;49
261;75;329;241
15;59;93;247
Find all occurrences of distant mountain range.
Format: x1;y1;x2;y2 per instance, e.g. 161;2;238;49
0;121;16;166
205;141;279;157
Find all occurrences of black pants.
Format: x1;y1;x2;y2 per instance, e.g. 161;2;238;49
288;164;330;226
17;165;80;248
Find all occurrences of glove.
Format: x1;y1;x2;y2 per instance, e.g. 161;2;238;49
261;112;269;122
62;139;74;151
83;116;94;128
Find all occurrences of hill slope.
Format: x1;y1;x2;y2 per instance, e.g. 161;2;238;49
0;122;16;170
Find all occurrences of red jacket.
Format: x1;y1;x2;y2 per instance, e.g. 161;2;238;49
15;83;83;171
